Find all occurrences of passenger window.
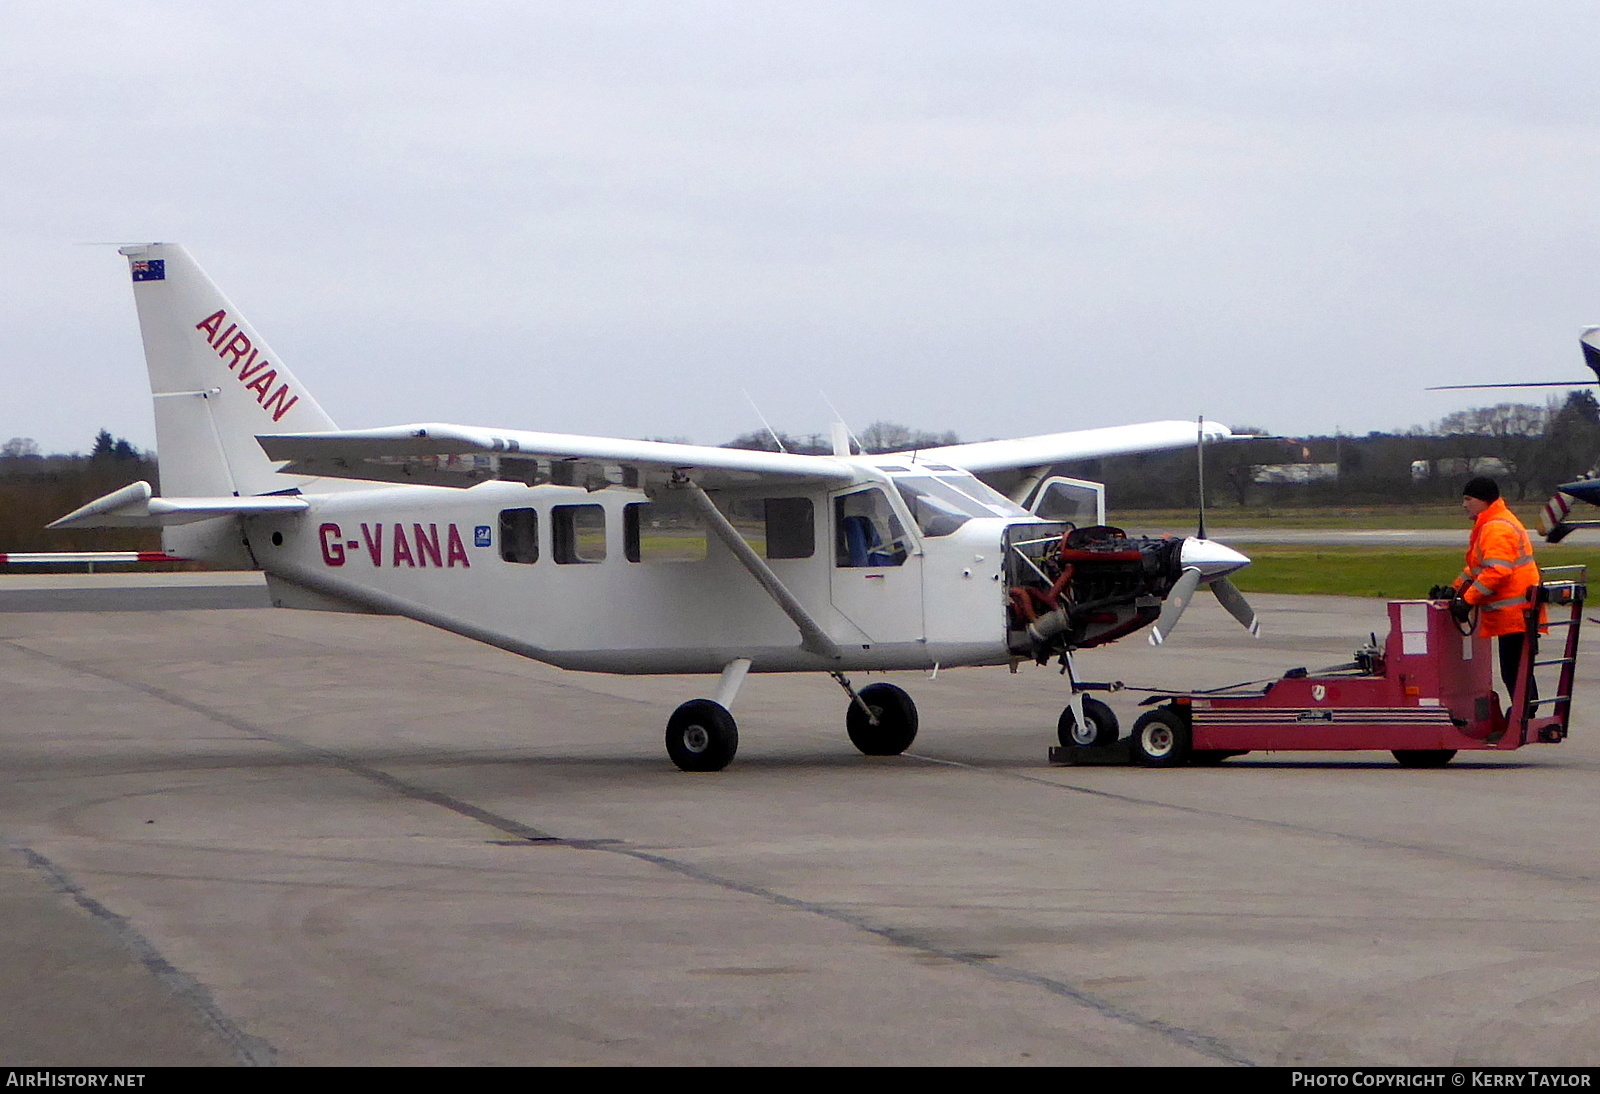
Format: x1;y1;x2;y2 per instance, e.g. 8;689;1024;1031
498;508;539;564
624;500;708;563
764;497;814;559
834;489;907;568
724;497;815;560
552;504;606;564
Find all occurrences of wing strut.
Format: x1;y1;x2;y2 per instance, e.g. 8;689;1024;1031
675;477;842;660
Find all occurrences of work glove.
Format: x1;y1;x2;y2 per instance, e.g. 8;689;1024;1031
1427;585;1455;601
1449;596;1473;623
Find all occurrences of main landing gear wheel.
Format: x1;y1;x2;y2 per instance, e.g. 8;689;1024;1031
1058;697;1119;748
666;699;739;772
1131;707;1191;767
1392;749;1457;768
846;682;919;756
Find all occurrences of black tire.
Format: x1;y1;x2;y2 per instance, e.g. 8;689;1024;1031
1131;707;1191;767
1058;697;1119;748
666;699;739;772
1392;749;1457;768
846;683;918;756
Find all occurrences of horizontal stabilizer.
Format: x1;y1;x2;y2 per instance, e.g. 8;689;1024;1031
48;481;310;529
257;424;857;490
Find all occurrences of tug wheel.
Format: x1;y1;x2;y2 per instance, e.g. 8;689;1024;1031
846;683;919;756
1392;749;1456;768
666;699;739;772
1058;697;1119;748
1131;707;1191;767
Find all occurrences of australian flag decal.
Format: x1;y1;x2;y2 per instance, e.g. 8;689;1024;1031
130;259;165;282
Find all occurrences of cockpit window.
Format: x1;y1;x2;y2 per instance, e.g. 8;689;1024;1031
891;476;1008;537
934;474;1029;517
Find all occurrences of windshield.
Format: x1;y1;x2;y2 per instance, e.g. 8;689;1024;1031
935;474;1029;517
893;476;1002;537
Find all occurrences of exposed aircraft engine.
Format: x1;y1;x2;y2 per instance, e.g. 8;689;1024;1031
1005;524;1187;658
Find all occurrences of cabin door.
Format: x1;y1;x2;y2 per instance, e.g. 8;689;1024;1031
828;486;924;643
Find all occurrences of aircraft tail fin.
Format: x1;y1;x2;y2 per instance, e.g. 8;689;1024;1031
118;243;338;500
1535;489;1600;543
1541;490;1574;542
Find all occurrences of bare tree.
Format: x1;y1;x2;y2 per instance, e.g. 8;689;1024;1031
723;429;831;455
1435;403;1547;499
856;421;958;454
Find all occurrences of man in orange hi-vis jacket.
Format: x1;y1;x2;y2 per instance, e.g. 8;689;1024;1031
1451;477;1542;714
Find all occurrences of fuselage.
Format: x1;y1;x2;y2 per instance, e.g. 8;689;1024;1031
239;463;1034;675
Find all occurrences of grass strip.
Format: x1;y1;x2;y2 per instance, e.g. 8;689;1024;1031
1111;505;1542;531
1227;545;1598;598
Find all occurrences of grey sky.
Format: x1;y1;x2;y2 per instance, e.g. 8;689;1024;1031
4;1;1600;455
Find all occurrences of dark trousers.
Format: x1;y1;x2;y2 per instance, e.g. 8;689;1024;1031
1497;632;1538;714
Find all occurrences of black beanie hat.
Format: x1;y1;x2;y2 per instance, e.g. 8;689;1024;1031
1462;476;1500;502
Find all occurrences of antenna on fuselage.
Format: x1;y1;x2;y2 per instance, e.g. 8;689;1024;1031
742;388;788;453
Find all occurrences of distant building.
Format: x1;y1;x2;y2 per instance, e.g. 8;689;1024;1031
1252;463;1339;484
1410;457;1512;483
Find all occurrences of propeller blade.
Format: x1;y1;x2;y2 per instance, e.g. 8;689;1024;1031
1211;576;1261;638
1148;566;1203;646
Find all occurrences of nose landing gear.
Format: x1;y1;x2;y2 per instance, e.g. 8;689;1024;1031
1058;696;1118;748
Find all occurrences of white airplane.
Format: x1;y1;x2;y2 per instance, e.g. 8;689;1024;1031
50;243;1256;770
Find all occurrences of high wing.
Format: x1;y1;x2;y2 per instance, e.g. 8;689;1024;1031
255;419;1231;492
881;419;1233;498
898;420;1232;473
257;423;857;490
